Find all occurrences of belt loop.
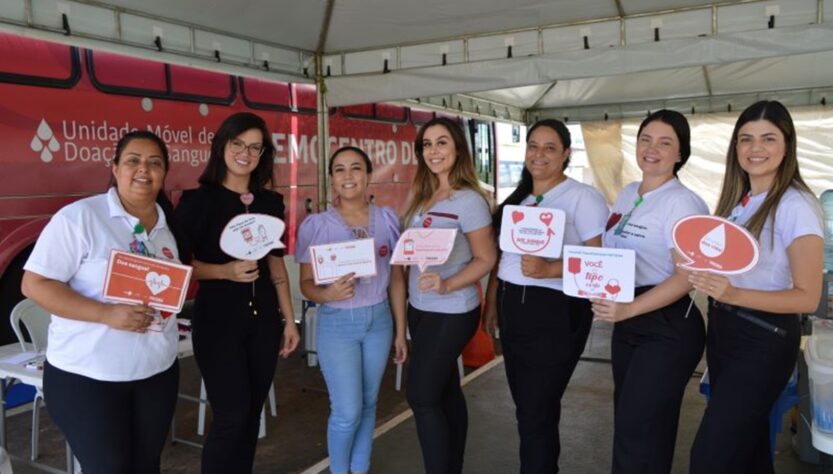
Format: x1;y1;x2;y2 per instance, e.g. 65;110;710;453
521;285;527;305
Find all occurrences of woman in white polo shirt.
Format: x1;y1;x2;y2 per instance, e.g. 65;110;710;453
402;117;497;474
688;101;823;473
21;131;182;473
591;110;708;474
484;119;608;473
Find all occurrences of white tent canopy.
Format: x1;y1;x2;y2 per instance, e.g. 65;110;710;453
3;0;833;121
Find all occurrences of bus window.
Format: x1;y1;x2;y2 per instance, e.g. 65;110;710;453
376;104;407;123
410;108;434;126
342;104;374;119
88;50;167;93
0;32;79;87
240;77;292;111
293;83;317;112
169;65;234;103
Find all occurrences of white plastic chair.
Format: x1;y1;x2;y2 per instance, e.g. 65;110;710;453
9;298;50;461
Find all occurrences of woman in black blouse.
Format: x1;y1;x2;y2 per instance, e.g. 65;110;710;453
175;112;299;473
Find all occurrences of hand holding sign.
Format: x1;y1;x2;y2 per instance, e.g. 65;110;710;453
391;229;457;271
103;250;193;313
499;205;566;258
562;245;636;302
673;215;759;274
220;214;286;261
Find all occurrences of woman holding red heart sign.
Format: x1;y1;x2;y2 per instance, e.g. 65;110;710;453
593;109;708;474
485;119;608;473
21;130;183;473
688;101;823;474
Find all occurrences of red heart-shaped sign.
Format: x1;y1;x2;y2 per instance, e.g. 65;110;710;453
604;282;621;295
606;213;623;231
540;212;553;226
511;210;524;224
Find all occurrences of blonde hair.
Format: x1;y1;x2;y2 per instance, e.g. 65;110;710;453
403;117;491;225
714;100;813;240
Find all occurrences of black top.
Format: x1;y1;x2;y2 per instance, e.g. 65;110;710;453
175;185;286;320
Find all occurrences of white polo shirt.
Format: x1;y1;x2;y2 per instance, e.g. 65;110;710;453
603;179;708;287
497;178;609;291
728;187;823;291
24;187;179;382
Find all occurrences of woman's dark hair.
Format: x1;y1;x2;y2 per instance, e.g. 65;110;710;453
637;109;691;176
198;112;275;191
110;130;185;257
714;100;812;241
493;119;571;233
329;146;373;175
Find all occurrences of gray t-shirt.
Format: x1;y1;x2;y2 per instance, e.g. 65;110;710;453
407;188;492;314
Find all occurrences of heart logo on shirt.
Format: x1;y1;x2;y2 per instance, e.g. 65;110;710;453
330;254;337;261
511;210;524;224
379;245;389;257
422;217;432;228
145;272;171;295
539;212;554;226
606;213;623;231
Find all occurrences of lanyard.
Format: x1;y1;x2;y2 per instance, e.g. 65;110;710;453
129;223;154;257
613;195;644;236
728;193;751;223
528;194;544;207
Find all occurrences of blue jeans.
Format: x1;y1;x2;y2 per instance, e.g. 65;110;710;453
317;300;394;474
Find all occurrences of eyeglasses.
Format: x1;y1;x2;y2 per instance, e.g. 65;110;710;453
228;139;265;158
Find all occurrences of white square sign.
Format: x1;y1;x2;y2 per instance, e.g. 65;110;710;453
499;205;566;258
562;245;636;302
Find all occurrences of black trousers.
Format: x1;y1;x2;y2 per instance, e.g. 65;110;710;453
611;288;705;474
43;359;179;474
192;308;283;474
496;280;592;474
690;301;800;474
406;304;480;474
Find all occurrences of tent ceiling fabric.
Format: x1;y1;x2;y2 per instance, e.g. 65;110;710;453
2;0;833;120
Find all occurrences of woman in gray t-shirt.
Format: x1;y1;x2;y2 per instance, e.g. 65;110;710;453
401;117;496;474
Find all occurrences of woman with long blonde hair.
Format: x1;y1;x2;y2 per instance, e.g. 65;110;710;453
402;117;496;474
689;100;823;473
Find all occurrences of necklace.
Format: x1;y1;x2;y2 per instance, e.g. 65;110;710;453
239;192;258;316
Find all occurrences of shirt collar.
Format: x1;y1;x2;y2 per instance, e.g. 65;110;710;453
106;187;169;232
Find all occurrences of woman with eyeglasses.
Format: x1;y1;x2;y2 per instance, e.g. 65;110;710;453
294;146;407;474
483;119;609;473
689;101;823;474
175;112;300;473
21;130;182;473
591;110;707;474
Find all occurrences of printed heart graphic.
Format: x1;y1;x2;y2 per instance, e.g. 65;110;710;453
604;280;621;295
240;193;254;206
606;213;623;231
145;272;171;296
330;254;337;261
511;210;524;224
539;212;554;226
